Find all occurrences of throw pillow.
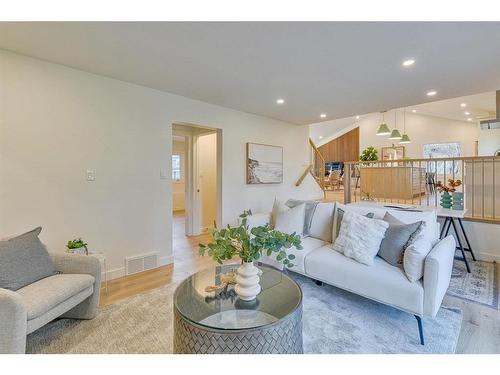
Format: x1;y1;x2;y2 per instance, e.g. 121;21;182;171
333;206;374;241
285;199;320;236
385;210;436;243
0;227;57;291
273;200;306;237
332;211;389;266
377;212;425;267
403;235;433;282
307;202;335;242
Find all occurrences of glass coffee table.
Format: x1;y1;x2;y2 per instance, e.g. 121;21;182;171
173;263;303;354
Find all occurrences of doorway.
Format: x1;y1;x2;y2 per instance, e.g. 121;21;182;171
171;123;222;239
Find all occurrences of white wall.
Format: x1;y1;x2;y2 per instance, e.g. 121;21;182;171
310;112;479;158
0;50;323;279
197;133;217;229
359;112;478;158
478;127;500;156
172;139;186;211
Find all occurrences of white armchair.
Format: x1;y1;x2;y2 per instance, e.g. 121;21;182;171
0;253;101;354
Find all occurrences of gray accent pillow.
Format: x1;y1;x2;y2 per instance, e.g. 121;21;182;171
0;227;57;291
335;207;374;238
377;212;424;267
285;199;320;237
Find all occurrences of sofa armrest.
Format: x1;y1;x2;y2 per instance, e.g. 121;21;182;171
50;252;101;280
423;235;456;317
50;253;102;319
239;212;272;229
0;288;27;353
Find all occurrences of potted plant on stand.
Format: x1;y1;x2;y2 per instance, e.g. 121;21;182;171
436;179;462;209
199;210;302;301
360;146;378;165
67;238;89;255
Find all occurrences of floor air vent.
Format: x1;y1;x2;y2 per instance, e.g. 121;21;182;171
125;252;158;275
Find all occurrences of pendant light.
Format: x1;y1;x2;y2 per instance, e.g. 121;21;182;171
399;108;412;144
376;111;391;136
388;110;402;140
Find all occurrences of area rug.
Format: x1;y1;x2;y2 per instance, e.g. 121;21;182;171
27;274;462;354
447;258;499;309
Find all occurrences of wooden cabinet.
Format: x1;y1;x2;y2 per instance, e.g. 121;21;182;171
360;166;426;199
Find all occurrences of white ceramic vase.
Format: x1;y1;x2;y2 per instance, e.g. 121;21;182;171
235;261;261;301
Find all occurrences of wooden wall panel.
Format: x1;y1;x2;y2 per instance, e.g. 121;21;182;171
318;127;359;162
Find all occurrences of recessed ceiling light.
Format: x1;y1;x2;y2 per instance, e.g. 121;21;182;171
319;136;324;139
320;113;327;118
460;103;467;108
276;98;285;104
402;59;415;67
467;118;472;122
355;115;360;120
426;91;437;97
411;109;417;113
464;111;470;115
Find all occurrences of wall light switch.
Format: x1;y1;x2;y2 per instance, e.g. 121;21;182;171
160;169;168;179
86;170;96;181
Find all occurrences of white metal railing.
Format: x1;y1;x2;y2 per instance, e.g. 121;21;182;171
344;156;500;222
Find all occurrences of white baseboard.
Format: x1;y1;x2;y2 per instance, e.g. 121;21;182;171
475;252;500;263
159;255;174;266
105;266;126;280
104;255;174;281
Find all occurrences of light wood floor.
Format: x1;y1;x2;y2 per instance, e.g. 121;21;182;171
100;211;216;306
99;210;500;353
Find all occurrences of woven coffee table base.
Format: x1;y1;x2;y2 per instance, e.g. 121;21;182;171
173;304;303;354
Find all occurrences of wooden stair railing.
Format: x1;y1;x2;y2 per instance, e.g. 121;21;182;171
295;165;313;187
295;139;326;195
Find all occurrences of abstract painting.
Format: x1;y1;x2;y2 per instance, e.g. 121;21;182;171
246;142;283;184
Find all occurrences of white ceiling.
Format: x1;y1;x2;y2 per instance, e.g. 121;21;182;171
310;91;497;145
409;91;496;122
1;22;500;125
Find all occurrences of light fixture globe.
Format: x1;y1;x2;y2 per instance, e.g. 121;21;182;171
399;134;411;144
376;123;391;136
388;128;402;140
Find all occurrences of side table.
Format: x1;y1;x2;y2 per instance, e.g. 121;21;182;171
89;251;108;292
437;208;476;273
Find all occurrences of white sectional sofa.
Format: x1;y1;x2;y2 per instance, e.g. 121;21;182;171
248;201;456;345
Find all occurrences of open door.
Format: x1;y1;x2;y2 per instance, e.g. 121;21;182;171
172;123;221;239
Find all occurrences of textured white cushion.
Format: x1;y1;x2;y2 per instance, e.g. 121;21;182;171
273;201;306;236
332;211;389;266
305;246;424;315
332;203;376;243
308;202;335;242
341;204;439;243
403;235;433;282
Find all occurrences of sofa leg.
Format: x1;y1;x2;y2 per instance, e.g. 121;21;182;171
414;315;425;345
312;279;323;286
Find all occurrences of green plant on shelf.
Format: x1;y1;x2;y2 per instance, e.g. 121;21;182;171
360;146;378;164
67;238;88;255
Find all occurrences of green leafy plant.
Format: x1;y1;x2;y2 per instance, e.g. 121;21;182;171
67;238;88;255
360;146;378;162
199;210;302;268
